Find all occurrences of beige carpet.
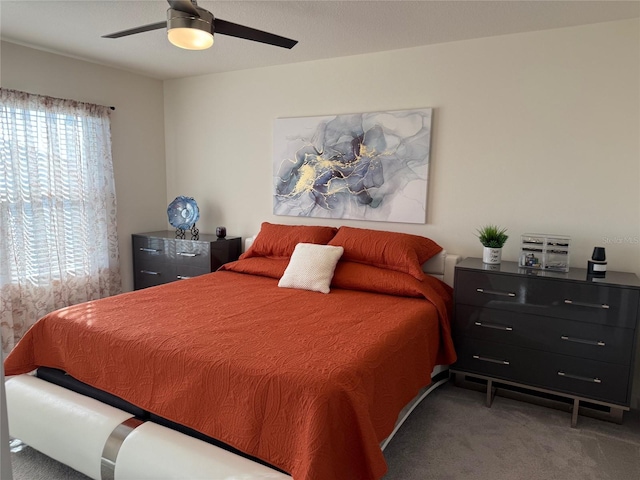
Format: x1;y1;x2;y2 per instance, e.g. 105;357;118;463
9;381;640;480
384;383;640;480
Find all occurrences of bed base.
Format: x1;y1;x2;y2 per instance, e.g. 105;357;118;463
6;367;450;479
6;374;292;480
381;366;449;450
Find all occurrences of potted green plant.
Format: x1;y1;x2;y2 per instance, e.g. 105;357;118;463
476;225;509;264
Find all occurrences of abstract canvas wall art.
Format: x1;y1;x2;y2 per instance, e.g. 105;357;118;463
273;108;432;223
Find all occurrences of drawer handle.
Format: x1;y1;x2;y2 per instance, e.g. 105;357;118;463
476;288;516;297
473;354;510;365
140;270;160;276
176;275;192;280
560;335;605;347
557;371;602;384
177;252;199;257
139;248;161;253
564;299;610;309
474;321;513;331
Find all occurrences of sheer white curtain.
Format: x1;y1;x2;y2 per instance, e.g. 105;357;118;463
0;88;121;354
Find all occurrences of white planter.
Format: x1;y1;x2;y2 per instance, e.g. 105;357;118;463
482;247;502;264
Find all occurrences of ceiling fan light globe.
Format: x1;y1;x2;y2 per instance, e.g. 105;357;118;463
168;28;214;50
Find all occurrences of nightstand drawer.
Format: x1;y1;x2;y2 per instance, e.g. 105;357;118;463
455;270;639;328
454;338;631;405
454;305;635;365
174;241;211;269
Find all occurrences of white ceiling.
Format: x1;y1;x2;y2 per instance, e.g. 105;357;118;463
1;0;638;80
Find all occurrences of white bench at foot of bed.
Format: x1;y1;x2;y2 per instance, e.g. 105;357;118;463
116;421;290;480
5;375;291;480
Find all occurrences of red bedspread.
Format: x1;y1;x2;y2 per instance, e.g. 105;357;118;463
5;258;455;480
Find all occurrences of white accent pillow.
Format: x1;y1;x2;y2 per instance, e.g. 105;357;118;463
278;243;344;294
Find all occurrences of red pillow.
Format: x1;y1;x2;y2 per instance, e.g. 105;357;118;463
328;226;442;280
220;257;289;279
240;222;338;259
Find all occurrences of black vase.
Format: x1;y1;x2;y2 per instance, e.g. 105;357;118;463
216;226;226;239
587;247;606;276
591;247;606;262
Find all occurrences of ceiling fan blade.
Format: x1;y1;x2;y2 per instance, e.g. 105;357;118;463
214;19;298;49
102;21;167;39
167;0;200;17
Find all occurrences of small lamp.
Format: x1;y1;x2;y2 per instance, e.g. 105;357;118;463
167;8;214;50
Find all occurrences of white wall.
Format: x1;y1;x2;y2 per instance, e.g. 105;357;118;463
164;19;639;273
164;19;640;406
0;41;168;292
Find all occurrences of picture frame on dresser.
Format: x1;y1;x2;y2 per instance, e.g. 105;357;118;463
450;257;640;427
132;231;241;290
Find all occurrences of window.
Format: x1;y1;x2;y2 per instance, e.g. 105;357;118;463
0;88;121;353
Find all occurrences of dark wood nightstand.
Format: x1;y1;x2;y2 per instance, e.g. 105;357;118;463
451;257;640;426
132;231;241;290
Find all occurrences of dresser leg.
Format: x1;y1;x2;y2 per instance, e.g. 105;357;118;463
486;379;496;407
609;407;624;424
571;399;579;428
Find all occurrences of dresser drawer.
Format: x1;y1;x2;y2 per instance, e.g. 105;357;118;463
175;265;211;281
174;240;211;269
133;233;242;290
134;254;170;273
454;337;631;405
133;235;171;289
455;270;639;328
133;235;170;263
134;265;176;289
454;305;636;365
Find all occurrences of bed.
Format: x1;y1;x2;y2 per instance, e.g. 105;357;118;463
4;224;459;480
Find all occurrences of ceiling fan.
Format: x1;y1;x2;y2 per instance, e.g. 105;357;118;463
102;0;298;51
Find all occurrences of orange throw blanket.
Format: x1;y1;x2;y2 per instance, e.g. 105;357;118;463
5;259;455;480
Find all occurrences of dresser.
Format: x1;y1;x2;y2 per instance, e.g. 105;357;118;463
451;257;640;426
132;231;241;290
